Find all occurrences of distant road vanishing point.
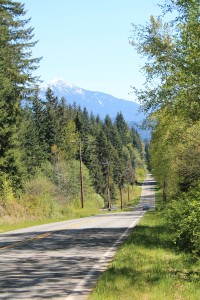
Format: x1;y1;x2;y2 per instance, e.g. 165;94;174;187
0;174;155;300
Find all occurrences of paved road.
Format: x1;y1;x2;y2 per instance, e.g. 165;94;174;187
0;174;155;300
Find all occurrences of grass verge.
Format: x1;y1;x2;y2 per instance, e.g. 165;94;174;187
89;188;200;300
0;206;102;233
0;182;143;233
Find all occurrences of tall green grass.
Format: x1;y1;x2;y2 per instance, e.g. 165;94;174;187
0;204;103;233
89;188;200;300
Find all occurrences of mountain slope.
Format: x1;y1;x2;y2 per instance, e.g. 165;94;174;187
40;79;144;125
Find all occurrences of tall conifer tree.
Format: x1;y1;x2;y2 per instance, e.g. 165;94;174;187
0;0;41;192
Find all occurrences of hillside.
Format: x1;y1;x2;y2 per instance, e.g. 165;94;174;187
40;79;144;124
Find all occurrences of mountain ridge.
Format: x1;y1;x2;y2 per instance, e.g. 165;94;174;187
40;78;144;126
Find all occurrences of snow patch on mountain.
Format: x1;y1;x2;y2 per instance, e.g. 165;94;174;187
49;78;76;89
42;78;84;95
40;78;149;139
98;100;103;106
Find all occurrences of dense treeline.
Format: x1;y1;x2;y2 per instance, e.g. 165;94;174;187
1;87;146;219
21;89;145;201
0;1;146;221
131;0;200;255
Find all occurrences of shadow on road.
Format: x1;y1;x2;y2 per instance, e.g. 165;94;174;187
0;226;136;299
0;175;156;299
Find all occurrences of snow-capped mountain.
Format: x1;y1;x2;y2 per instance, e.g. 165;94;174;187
40;78;145;126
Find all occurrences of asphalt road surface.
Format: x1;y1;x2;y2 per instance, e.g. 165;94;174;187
0;174;155;300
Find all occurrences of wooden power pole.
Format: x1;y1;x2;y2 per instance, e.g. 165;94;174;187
79;139;84;208
128;184;130;202
107;164;111;210
120;176;123;210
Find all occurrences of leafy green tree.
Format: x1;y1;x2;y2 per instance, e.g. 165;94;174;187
167;184;200;255
144;139;151;171
175;121;200;192
130;0;200;191
131;0;200;253
59;119;79;161
130;0;200;121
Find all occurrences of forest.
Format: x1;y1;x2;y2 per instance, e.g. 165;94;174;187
0;0;199;255
0;1;146;225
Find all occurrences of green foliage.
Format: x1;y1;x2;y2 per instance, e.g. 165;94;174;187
18;86;146;208
175;121;200;191
23;176;60;218
0;0;41;192
0;176;15;205
31;158;104;209
150;113;200;197
130;0;200;254
19;105;48;177
90;207;200;300
115;112;131;145
166;183;200;255
144;139;151;171
0;1;146;224
15;97;146;218
130;0;200;121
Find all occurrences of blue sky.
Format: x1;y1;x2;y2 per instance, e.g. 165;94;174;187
23;0;162;101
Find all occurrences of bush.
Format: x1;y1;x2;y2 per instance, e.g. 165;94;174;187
22;160;104;217
23;176;60;218
0;176;15;205
166;183;200;255
135;167;147;182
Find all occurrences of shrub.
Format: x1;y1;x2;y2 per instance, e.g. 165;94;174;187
23;176;60;218
166;183;200;255
0;176;15;205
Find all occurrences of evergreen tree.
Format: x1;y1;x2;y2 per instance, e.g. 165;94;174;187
83;135;104;195
103;116;122;155
131;126;144;159
82;107;90;136
43;90;79;161
19;91;49;176
74;106;82;134
0;0;41;193
44;87;59;151
32;92;48;150
88;112;97;135
19;107;44;177
103;115;114;141
115;112;131;145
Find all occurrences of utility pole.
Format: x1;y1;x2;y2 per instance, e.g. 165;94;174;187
101;161;111;210
107;163;111;211
128;183;130;202
79;139;84;208
120;176;123;210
